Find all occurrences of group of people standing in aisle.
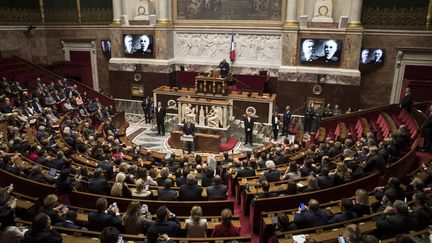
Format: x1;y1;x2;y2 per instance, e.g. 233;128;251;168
304;103;342;134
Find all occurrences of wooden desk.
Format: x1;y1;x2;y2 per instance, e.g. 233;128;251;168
170;130;221;153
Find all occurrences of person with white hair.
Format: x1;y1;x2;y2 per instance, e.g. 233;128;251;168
318;39;339;62
264;160;280;182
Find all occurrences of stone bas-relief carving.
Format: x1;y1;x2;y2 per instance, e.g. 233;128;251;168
176;0;282;20
175;33;281;64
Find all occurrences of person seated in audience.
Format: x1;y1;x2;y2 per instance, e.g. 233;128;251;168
0;197;26;243
145;225;176;243
255;180;278;199
374;177;405;208
211;208;240;237
98;159;114;180
294;199;329;229
152;206;180;236
411;191;432;231
236;160;255;178
302;173;319;192
136;167;157;186
283;161;301;180
319;155;336;172
88;167;111;195
185;205;207;237
352;189;372;217
88;197;122;231
342;224;362;243
286;179;299;195
317;167;334;189
54;210;86;230
158;179;177;201
131;178;149;198
175;167;189;187
32;97;44;114
201;167;214;187
28;165;47;183
122;201;152;235
23;213;62;243
300;159;316;177
364;146;386;175
111;172;132;198
100;226;123;243
0;97;14;114
275;214;297;232
179;173;202;201
349;160;366;180
38;194;67;225
206;175;228;200
327;198;358;224
157;167;170;186
264;160;281;182
331;162;351;185
376;200;414;239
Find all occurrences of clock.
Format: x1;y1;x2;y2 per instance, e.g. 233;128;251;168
318;6;329;16
312;84;323;95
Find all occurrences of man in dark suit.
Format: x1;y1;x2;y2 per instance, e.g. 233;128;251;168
294;199;329;229
218;59;230;78
88;168;110;195
255;180;278;199
179;174;202;201
155;101;166;136
88;198;122;231
236;160;255;178
183;120;195;154
317;40;340;62
263;160;281;182
317;168;334;189
327;198;358;224
244;113;254;146
421;105;432;152
376;200;415;239
304;103;314;133
271;112;280;141
153;206;180;236
282;106;292;137
206;175;227;200
97;159;114;180
158;179;177;201
400;87;413;113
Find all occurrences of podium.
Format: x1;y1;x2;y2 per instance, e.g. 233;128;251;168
171;130;221;153
195;70;227;95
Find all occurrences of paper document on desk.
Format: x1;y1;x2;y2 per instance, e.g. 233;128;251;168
292;234;307;243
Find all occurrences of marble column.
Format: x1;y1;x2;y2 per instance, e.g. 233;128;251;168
157;0;172;24
284;0;298;28
223;106;227;128
112;0;122;24
347;0;363;28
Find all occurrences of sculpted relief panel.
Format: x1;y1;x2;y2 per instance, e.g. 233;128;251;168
176;0;282;20
175;33;282;65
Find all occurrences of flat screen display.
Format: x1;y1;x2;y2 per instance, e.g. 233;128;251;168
359;48;385;65
123;34;154;57
101;40;111;53
300;38;342;64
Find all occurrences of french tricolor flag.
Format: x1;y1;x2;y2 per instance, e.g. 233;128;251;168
230;34;236;63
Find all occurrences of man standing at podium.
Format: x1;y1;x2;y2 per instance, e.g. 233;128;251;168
155;101;166;136
218;59;230;78
244;112;254;146
183;120;196;154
